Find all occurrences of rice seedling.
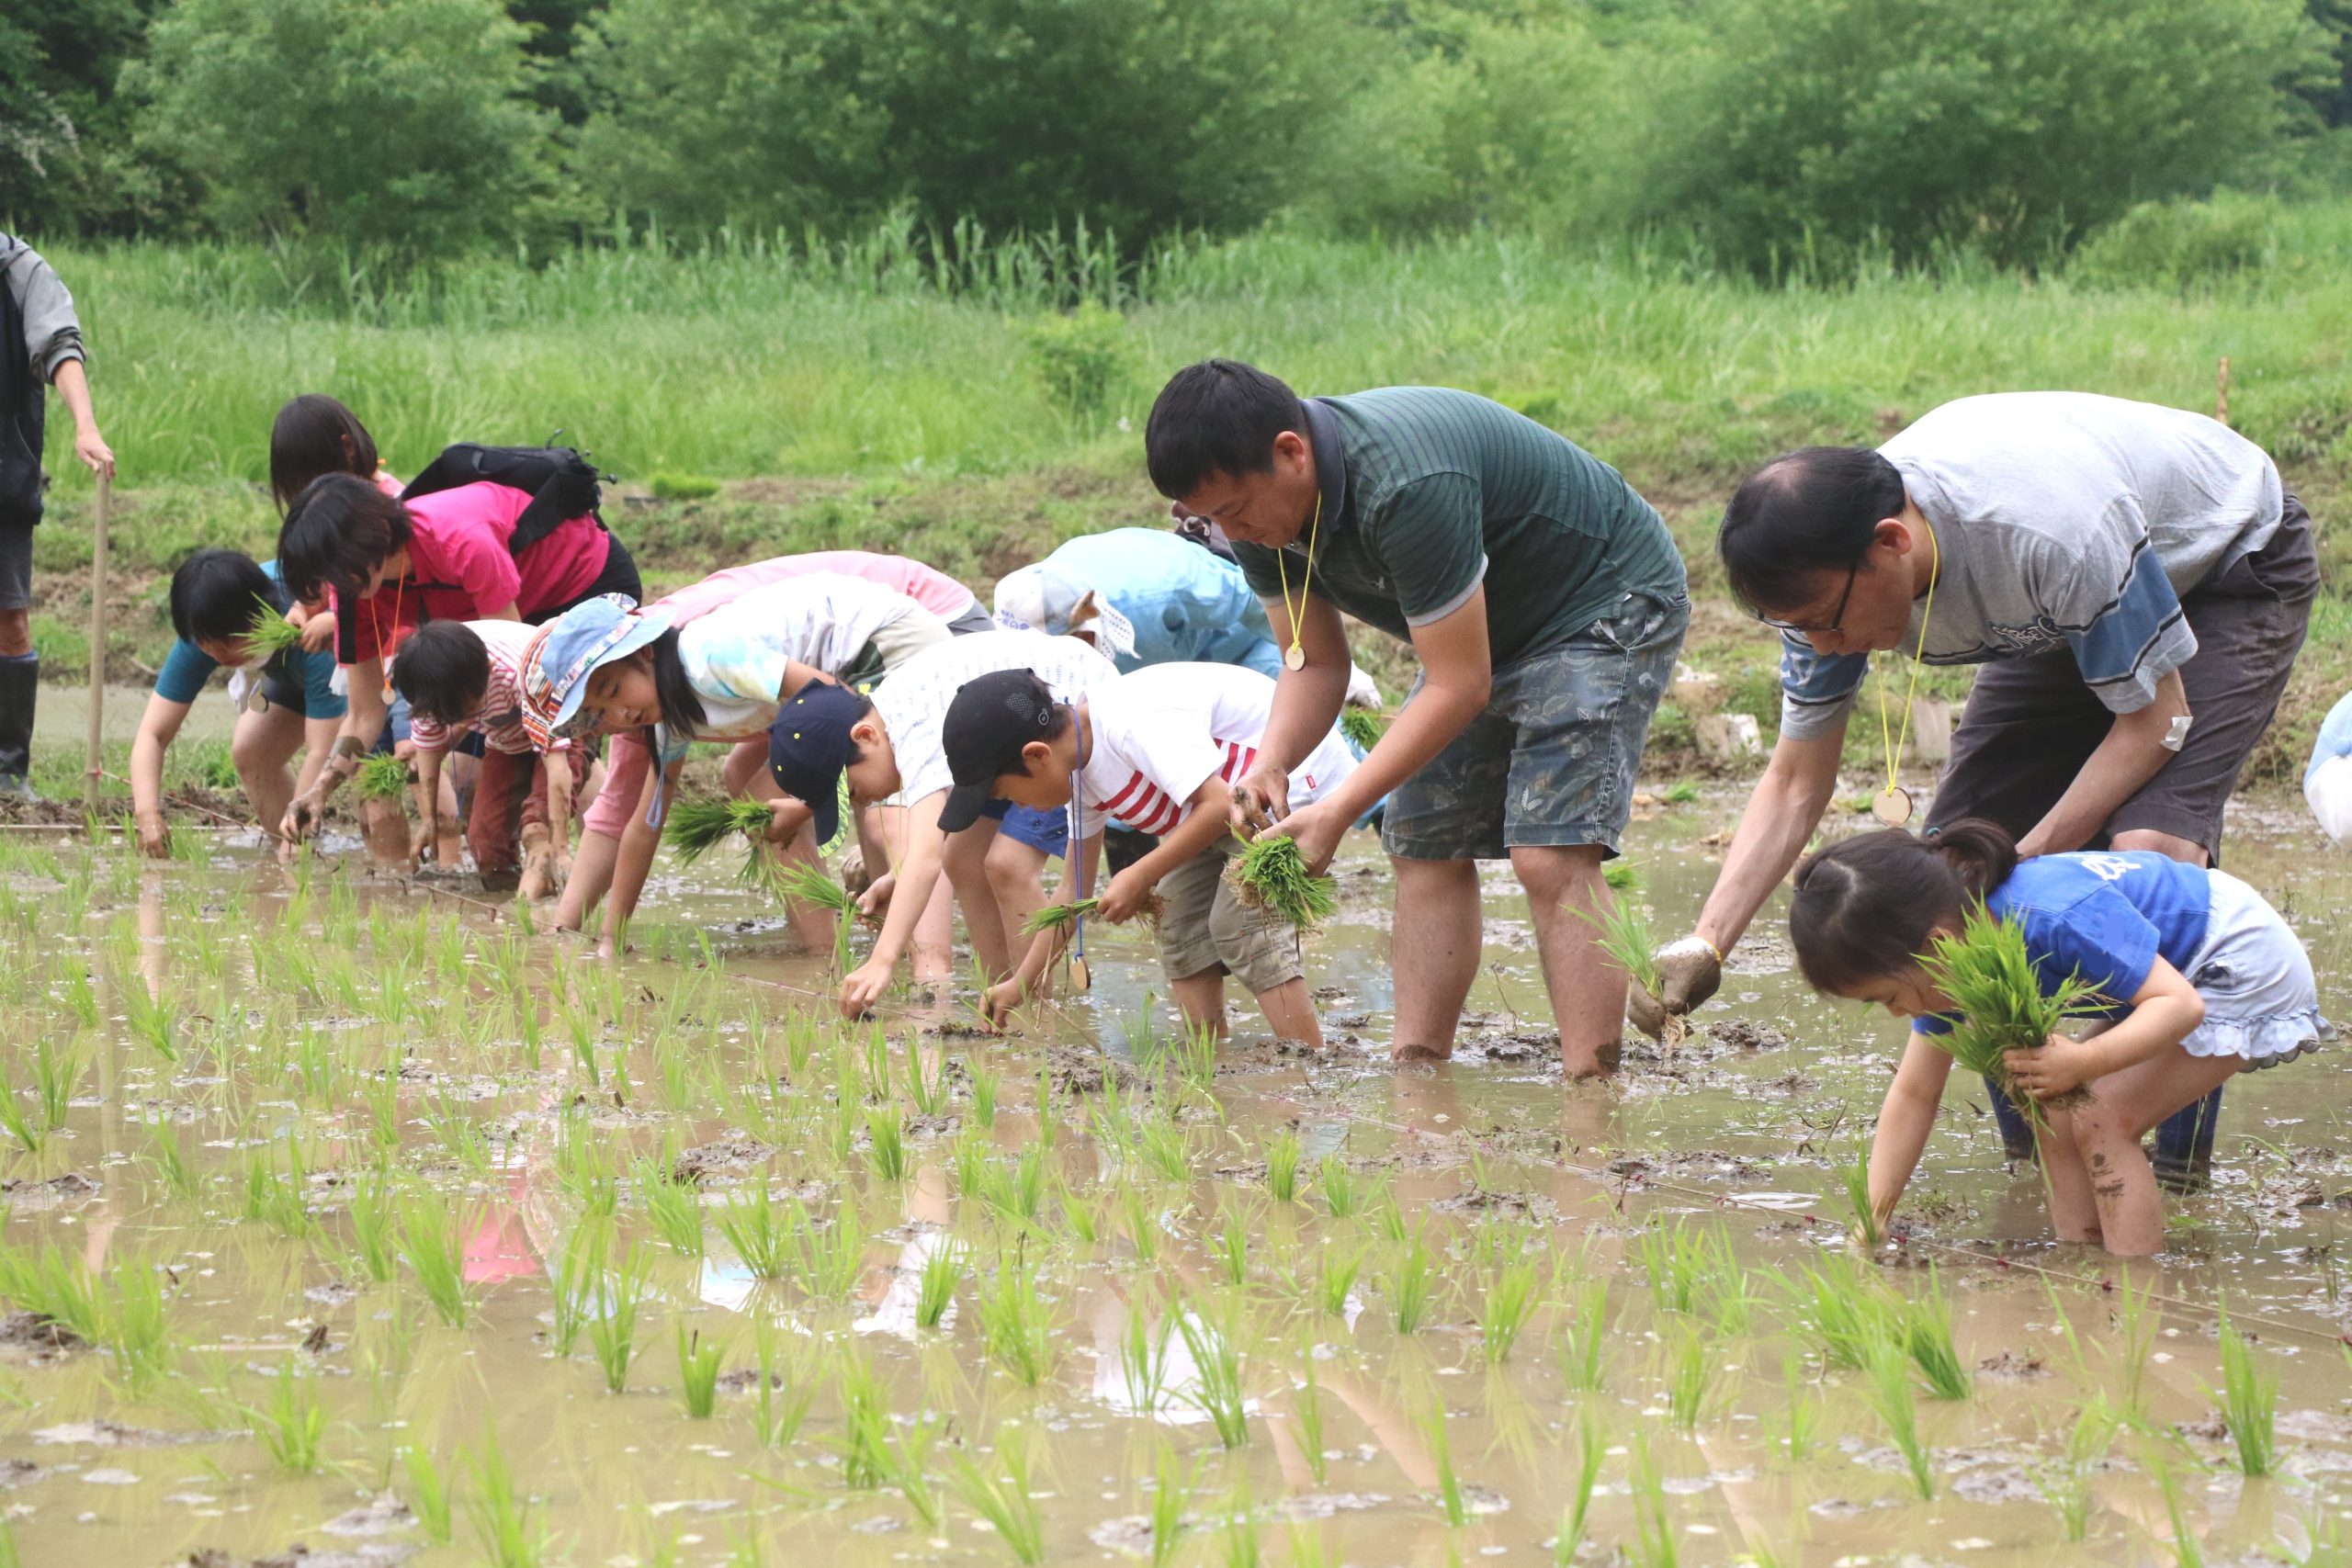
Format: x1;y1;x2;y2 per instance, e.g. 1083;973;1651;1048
1554;1418;1604;1566
1480;1257;1543;1363
969;1061;1001;1129
466;1426;548;1568
1921;907;2109;1120
1864;1337;1934;1500
1212;1204;1250;1286
1556;1279;1609;1392
948;1441;1047;1566
865;1102;909;1181
786;1197;868;1296
1292;1356;1329;1485
1339;707;1385;750
104;1258;173;1393
548;1225;604;1358
0;1070;43;1155
1264;1127;1302;1203
1021;897;1099;935
2113;1269;2158;1417
1628;1436;1677;1568
243;1140;315;1238
120;980;180;1063
1665;1327;1711;1429
773;860;857;971
676;1325;722;1417
1315;1244;1363;1317
1573;894;1660;995
1176;1303;1250;1449
1149;1445;1199;1567
1421;1398;1471;1527
1787;1256;1899;1371
1843;1145;1883;1249
1317;1154;1360;1219
1902;1269;1973;1401
746;1325;816;1449
976;1250;1056;1386
2152;1445;2205;1568
1220;1495;1264;1568
2036;1393;2114;1543
402;1445;454;1545
355;751;413;802
1227;833;1337;931
665;794;781;886
2213;1302;2277;1478
243;1359;328;1472
901;1032;948;1116
1120;1301;1174;1416
1136;1115;1193;1185
399;1196;475;1327
586;1244;652;1393
1776;1353;1826;1462
717;1184;789;1279
1387;1228;1436;1335
28;1036;84;1136
914;1238;963;1329
636;1157;706;1257
1057;1179;1100;1247
1636;1221;1713;1314
243;598;307;661
1663;780;1702;805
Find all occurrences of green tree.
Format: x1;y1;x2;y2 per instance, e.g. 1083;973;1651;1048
128;0;564;253
0;0;174;233
579;0;1360;242
1641;0;2331;274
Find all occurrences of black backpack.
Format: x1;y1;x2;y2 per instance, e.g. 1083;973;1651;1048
399;441;609;554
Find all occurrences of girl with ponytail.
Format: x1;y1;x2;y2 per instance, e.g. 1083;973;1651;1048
1790;819;2325;1256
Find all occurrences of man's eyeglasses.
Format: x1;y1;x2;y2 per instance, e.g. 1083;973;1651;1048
1755;552;1863;637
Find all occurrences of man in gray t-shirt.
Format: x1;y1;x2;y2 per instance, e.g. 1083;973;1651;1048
1640;391;2315;1175
1;233;115;795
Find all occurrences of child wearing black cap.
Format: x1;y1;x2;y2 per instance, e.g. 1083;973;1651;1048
765;628;1121;1019
942;661;1358;1047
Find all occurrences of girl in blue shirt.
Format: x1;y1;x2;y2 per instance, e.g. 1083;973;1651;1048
1789;819;2325;1256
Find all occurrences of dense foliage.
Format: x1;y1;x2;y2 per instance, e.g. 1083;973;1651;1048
1;0;2346;273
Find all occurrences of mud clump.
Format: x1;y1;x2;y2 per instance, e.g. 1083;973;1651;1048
670;1134;773;1185
1707;1018;1786;1052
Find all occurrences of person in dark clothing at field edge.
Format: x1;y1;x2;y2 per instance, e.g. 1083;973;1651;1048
1144;359;1688;1076
0;234;115;796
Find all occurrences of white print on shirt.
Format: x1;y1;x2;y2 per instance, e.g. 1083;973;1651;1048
2075;854;2137;884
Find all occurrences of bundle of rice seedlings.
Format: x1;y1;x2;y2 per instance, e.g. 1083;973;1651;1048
772;857;853;914
1023;892;1163;934
354;752;413;801
243;599;306;660
1921;907;2108;1121
662;794;787;894
1228;832;1337;931
1340;709;1386;750
1574;896;1683;1045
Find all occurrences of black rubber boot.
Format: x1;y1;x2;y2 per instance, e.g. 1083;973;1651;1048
0;653;37;797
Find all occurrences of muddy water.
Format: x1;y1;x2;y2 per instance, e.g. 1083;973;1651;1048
4;793;2351;1567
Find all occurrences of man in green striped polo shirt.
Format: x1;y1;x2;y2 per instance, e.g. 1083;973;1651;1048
1145;359;1688;1075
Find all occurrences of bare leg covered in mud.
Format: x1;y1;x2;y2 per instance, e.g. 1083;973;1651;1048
1171;970;1324;1051
2035;1049;2242;1256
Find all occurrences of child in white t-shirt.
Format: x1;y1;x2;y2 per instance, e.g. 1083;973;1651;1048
939;662;1357;1048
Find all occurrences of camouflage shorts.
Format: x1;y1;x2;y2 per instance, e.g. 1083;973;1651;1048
1382;591;1688;862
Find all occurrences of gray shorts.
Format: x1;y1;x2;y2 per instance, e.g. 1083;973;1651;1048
1155;837;1302;997
1382;591;1689;861
1928;494;2317;858
0;524;30;613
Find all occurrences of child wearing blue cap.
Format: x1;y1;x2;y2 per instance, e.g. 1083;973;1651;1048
521;574;953;955
943;663;1358;1046
764;629;1119;1019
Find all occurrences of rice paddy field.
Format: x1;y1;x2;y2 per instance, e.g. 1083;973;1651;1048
3;789;2351;1568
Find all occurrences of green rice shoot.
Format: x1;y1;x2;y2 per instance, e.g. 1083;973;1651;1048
1921;907;2109;1120
243;598;306;660
665;794;788;895
1574;895;1661;995
354;752;413;802
772;857;854;913
1228;832;1338;931
1340;708;1386;750
1023;897;1100;935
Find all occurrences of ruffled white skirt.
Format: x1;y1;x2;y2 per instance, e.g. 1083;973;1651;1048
2179;870;2332;1070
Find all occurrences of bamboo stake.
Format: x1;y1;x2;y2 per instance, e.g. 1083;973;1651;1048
84;471;109;813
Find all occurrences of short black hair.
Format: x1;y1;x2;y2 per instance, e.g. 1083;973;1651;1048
1718;446;1908;615
170;549;281;648
270;394;379;516
390;620;492;724
276;473;414;605
1145;358;1307;501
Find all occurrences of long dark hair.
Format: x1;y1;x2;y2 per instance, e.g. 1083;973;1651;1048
276;473;414;605
644;628;708;740
270;394;379;515
1719;445;1907;616
1788;819;2019;994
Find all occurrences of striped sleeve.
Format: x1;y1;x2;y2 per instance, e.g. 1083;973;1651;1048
1776;631;1867;741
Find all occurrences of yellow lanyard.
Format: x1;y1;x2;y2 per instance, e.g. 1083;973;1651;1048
1874;518;1940;824
1274;491;1323;671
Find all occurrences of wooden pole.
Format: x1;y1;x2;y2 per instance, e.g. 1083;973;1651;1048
83;471;110;814
2216;355;2231;427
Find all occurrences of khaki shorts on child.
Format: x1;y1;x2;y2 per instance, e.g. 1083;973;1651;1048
1155;837;1301;997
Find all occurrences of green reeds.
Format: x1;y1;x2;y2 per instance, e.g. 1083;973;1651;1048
1149;1445;1196;1568
355;751;413;802
1314;1245;1363;1318
1556;1279;1609;1392
676;1325;722;1417
1022;897;1099;935
465;1426;547;1568
1423;1402;1469;1528
664;795;780;891
2214;1303;2277;1478
914;1239;963;1329
716;1184;789;1279
976;1251;1056;1386
402;1444;454;1545
1902;1269;1973;1401
1264;1128;1302;1203
1339;707;1386;750
864;1102;908;1182
949;1442;1047;1566
1863;1337;1933;1500
1317;1154;1360;1219
1554;1420;1603;1566
586;1244;652;1393
1479;1258;1542;1363
1843;1145;1882;1248
2035;1394;2113;1543
1227;833;1337;931
1921;906;2108;1119
1665;1328;1712;1429
636;1157;705;1257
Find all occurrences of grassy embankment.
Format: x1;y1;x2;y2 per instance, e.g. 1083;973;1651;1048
23;218;2352;805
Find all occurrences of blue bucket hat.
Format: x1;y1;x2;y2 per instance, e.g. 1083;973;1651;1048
518;593;674;750
766;679;867;844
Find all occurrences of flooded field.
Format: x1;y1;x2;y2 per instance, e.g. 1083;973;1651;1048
4;791;2351;1568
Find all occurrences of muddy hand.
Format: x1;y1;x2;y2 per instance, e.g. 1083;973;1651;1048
1627;935;1722;1040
